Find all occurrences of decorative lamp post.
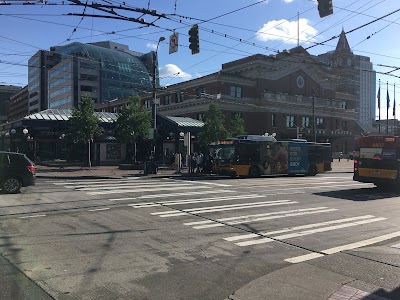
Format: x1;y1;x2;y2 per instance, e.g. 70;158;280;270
152;36;165;158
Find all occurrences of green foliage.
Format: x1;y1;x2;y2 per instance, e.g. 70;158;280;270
229;113;246;138
114;95;151;143
68;96;103;143
199;101;228;148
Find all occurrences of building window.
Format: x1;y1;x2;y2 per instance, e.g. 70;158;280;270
80;74;98;81
301;116;311;128
176;93;184;103
196;87;206;97
81;85;97;92
340;101;347;109
286;115;295;128
197;113;205;121
230;86;242;98
145;100;152;109
271;114;277;127
164;95;171;105
316;117;325;129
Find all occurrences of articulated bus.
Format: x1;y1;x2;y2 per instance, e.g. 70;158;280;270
209;135;331;178
353;134;400;189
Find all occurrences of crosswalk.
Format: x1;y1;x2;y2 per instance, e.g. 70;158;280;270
47;176;400;264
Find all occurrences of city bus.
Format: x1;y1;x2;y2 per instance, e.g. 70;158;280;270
353;134;400;189
209;135;331;178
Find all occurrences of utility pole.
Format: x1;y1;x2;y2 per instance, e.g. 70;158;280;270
312;88;316;142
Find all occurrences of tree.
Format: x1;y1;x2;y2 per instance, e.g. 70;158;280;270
199;101;228;148
68;96;103;168
114;95;151;163
230;113;246;138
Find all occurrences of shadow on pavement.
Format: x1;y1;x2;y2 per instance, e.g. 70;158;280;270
314;187;400;201
367;286;400;300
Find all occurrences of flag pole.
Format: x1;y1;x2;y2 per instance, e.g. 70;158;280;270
394;83;396;133
378;79;381;133
387;81;389;134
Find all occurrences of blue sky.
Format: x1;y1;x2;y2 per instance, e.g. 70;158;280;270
1;0;399;116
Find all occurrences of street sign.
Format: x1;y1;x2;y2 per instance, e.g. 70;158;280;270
169;33;179;54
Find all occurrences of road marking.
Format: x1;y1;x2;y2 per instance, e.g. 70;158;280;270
154;200;297;217
285;253;325;263
137;190;236;199
50;179;137;185
66;181;180;189
77;183;193;191
167;178;232;187
286;231;400;263
19;214;46;219
129;194;265;208
224;215;377;242
88;185;211;195
392;243;400;249
185;207;333;225
191;208;338;229
151;200;293;214
107;190;235;201
88;207;110;212
235;217;386;246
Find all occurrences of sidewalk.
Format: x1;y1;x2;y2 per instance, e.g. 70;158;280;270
35;159;354;179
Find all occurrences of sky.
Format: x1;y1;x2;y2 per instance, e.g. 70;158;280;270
1;0;400;117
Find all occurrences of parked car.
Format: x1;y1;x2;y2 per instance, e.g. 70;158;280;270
0;151;36;193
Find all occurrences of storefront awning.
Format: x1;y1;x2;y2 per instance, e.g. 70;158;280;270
157;115;204;133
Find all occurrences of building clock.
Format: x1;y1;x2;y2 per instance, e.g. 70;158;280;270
296;75;305;88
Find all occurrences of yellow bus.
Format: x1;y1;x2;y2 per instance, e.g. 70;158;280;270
209;135;331;178
353;134;400;189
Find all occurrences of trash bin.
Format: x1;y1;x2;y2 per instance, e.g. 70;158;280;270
144;161;158;175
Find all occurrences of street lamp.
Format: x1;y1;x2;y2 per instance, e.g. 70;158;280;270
152;36;165;157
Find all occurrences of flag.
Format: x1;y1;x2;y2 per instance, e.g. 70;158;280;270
393;84;396;117
377;85;381;110
387;86;390;109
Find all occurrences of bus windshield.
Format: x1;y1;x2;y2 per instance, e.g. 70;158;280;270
210;145;236;161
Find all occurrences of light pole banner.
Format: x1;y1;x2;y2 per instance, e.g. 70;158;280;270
169;33;179;54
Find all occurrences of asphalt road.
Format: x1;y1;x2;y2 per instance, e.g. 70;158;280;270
0;173;399;300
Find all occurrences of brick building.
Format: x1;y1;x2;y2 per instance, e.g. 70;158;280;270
97;44;357;155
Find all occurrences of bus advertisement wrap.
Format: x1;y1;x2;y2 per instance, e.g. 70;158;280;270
288;142;308;174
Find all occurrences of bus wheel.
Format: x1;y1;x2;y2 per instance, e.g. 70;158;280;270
249;166;261;178
307;165;317;176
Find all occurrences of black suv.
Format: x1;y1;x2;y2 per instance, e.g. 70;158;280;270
0;151;36;193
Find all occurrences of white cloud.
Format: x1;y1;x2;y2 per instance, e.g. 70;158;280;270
282;0;294;3
146;43;157;50
159;64;192;79
256;18;317;44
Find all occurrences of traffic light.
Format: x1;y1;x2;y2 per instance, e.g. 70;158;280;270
188;24;200;55
317;0;333;18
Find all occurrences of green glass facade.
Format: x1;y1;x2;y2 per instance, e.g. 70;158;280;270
55;43;153;102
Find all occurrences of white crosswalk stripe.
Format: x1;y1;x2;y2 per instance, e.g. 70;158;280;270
185;207;338;229
87;185;212;195
224;215;376;242
152;200;297;217
128;194;265;208
77;183;193;191
285;231;400;263
108;189;235;201
234;217;386;246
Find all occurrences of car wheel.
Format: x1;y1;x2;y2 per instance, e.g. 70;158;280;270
2;177;22;194
307;165;317;176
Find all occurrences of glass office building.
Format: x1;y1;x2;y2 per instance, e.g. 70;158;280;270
53;42;153;103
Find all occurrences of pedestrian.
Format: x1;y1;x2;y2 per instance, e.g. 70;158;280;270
191;153;197;173
196;152;204;173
